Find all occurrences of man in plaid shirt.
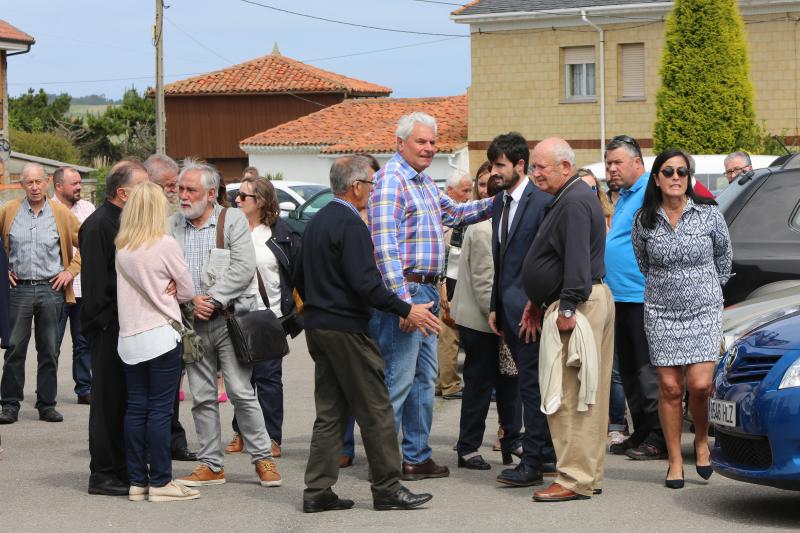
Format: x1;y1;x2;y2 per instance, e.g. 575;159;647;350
368;112;494;480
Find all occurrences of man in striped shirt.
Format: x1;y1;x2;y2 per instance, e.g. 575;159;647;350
53;166;95;405
368;112;494;480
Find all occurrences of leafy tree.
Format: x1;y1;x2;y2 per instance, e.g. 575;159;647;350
9;129;81;164
9;88;71;133
653;0;757;153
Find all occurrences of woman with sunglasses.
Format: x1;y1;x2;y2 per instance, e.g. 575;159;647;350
225;176;303;458
631;149;732;489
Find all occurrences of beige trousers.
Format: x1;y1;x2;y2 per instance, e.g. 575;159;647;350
545;283;615;496
435;312;463;395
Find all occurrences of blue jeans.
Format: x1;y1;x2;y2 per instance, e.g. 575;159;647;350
368;282;439;465
122;343;182;487
1;284;64;411
57;298;92;397
608;352;627;432
342;416;356;458
232;357;284;444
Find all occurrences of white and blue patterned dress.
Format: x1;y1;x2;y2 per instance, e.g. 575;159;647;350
631;199;733;366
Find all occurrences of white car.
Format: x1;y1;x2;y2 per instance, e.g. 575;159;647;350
584;154;778;193
226;180;327;217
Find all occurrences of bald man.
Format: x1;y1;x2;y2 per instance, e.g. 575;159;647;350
521;138;614;502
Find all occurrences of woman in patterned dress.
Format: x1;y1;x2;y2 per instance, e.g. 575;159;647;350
631;149;732;489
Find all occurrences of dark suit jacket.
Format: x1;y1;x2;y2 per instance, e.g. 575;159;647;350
490;181;553;337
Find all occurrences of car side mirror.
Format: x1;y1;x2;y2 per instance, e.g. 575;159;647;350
279;201;295;212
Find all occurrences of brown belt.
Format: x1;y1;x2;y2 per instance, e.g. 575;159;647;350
404;273;444;285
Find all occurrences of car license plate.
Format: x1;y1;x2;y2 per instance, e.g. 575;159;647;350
709;399;736;428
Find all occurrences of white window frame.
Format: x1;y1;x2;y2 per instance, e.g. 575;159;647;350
563;46;596;101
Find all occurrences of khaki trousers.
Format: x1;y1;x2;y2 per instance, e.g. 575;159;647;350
435;314;463;395
545;283;615;496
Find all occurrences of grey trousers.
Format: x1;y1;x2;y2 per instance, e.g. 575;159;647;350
304;328;402;501
187;315;272;471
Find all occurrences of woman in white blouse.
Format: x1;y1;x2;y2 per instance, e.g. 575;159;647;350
115;182;197;502
225;176;302;457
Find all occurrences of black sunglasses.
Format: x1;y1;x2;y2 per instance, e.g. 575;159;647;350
237;192;257;200
608;135;643;159
660;166;689;178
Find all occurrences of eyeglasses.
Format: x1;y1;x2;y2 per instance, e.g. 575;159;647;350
660;166;689;179
608;135;643;160
724;166;751;177
355;179;376;188
237;192;257;200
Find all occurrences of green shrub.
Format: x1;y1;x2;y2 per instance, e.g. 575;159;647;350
9;129;81;164
654;0;757;153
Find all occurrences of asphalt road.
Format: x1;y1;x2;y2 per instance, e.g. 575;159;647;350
1;329;798;532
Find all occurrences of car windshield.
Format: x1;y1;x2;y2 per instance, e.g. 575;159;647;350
301;190;333;217
289;184;326;200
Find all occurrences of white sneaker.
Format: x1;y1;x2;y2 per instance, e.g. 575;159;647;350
129;485;148;501
607;431;627;451
149;481;200;502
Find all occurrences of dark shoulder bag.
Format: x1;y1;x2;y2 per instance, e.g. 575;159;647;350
217;208;289;365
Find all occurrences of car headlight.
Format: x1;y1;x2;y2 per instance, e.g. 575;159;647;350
779;357;800;389
723;306;800;353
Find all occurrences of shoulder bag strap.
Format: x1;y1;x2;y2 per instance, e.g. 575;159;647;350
256;270;270;310
216;207;228;249
117;261;183;333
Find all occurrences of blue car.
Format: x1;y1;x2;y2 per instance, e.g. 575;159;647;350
710;309;800;490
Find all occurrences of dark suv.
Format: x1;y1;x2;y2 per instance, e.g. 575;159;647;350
717;154;800;304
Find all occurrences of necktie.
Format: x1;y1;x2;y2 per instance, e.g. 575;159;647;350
500;194;511;255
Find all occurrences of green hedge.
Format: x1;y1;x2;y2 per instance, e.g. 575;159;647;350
9;129;81;164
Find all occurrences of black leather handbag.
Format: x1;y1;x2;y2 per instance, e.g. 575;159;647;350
216;208;289;365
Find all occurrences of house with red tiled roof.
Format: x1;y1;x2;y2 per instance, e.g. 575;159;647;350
239;95;468;186
164;47;392;181
0;19;35;183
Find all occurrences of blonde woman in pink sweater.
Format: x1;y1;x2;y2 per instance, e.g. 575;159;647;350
115;182;197;502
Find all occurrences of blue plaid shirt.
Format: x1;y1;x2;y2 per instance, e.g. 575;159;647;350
368;153;494;302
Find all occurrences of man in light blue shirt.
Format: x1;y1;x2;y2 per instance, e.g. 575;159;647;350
604;135;666;460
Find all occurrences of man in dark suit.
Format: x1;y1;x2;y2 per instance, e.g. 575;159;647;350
488;133;557;487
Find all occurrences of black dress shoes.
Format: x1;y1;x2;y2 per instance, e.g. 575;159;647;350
38;408;63;422
0;407;18;424
88;475;129;496
172;447;198;461
625;442;668;461
77;394;92;405
303;490;355;513
373;486;433;511
496;462;543;487
609;437;637;455
458;455;491;470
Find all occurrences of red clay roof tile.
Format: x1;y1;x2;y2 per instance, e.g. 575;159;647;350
0;19;35;45
165;52;391;97
240;95;467;154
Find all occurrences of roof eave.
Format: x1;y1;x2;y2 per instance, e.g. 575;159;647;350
451;2;673;24
239;144;328;154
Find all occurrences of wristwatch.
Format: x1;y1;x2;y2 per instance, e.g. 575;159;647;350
559;309;574;319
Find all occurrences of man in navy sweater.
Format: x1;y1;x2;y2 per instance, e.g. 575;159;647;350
295;155;440;513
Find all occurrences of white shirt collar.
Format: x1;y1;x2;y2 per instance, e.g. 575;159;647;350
504;179;527;204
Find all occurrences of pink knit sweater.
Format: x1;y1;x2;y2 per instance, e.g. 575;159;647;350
116;235;194;337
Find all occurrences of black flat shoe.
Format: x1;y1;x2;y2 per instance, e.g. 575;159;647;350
496;462;543;487
373;486;432;511
694;442;713;480
172;447;198;462
665;466;684;489
303;490;355;513
38;408;63;423
458;455;491;470
88;476;130;496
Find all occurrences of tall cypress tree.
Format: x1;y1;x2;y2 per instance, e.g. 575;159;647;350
653;0;757;153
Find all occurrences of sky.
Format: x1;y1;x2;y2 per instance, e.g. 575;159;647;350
4;0;472;100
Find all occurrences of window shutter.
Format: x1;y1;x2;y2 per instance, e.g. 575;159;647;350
564;46;595;65
621;43;645;98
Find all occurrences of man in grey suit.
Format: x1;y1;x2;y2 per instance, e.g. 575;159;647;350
168;159;281;489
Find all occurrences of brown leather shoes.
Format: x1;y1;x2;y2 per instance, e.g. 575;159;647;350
225;433;243;454
339;455;353;468
271;440;282;458
533;483;590;502
401;459;450;481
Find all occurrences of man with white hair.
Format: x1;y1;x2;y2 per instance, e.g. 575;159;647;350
724;151;752;183
145;154;180;209
168;159;281;489
368;112;494;480
0;163;81;425
522;138;614;502
435;170;473;400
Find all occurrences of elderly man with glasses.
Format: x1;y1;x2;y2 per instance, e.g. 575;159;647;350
723;151;753;184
